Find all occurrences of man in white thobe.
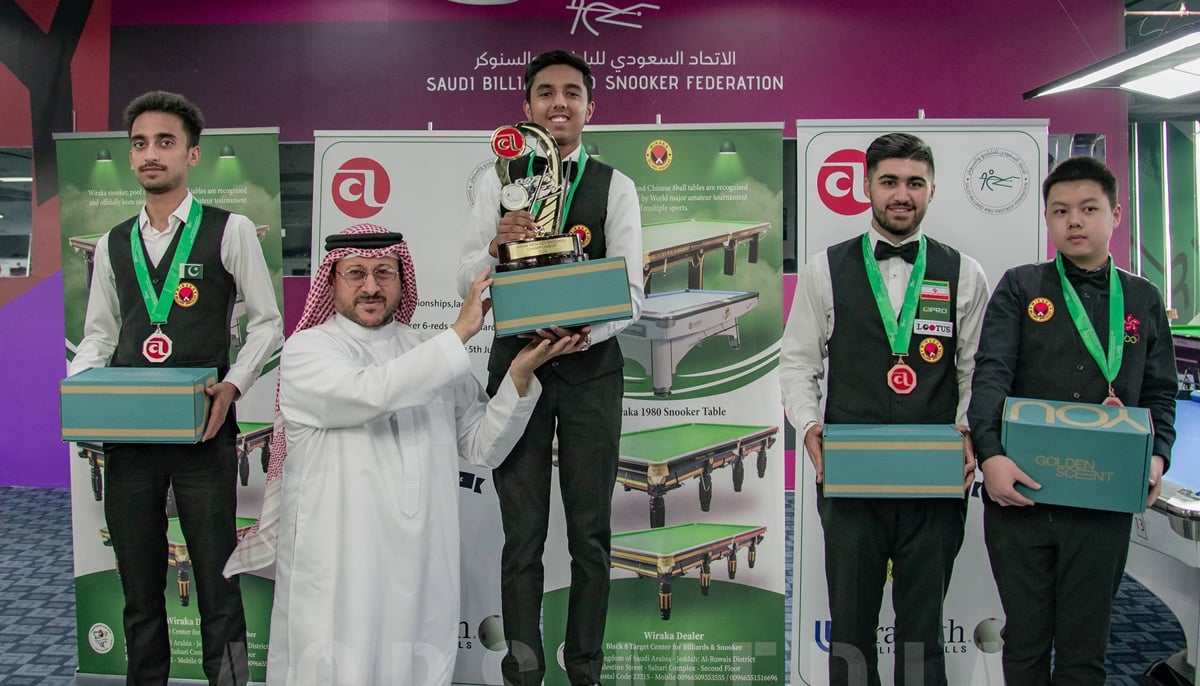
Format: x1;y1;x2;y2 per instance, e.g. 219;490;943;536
232;224;582;686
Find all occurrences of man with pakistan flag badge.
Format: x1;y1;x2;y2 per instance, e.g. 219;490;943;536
69;91;283;685
781;132;989;685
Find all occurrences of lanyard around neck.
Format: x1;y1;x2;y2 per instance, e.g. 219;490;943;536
130;198;203;325
861;233;927;356
1055;254;1123;385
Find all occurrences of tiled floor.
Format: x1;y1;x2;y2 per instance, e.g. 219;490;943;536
0;487;1188;685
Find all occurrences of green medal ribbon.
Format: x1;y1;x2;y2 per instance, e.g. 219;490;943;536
528;143;588;228
861;233;927;356
1055;254;1124;391
130;199;203;325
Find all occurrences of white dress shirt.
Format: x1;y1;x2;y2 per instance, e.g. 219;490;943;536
69;192;284;395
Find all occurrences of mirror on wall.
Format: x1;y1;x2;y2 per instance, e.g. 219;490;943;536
0;148;32;277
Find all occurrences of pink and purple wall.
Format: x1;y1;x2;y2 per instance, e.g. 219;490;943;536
1;0;1127;486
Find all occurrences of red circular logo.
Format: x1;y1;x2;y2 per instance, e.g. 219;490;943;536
817;149;870;216
143;334;171;363
888;363;917;394
1027;297;1054;322
491;126;525;159
332;157;391;219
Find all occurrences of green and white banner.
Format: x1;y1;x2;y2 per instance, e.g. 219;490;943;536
55;128;284;682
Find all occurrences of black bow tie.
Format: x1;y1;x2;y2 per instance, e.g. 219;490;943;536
874;240;919;264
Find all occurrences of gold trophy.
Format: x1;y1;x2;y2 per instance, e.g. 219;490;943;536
490;122;585;272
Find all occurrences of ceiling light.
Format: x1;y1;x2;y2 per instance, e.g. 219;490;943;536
1025;27;1200;99
0;177;32;183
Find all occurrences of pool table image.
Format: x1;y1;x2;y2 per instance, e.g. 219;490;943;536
641;219;769;295
610;522;766;620
1126;399;1200;684
74;420;274;500
619;289;759;397
100;517;258;607
617;423;779;528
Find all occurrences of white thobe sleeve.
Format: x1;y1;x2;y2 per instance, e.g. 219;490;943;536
281;328;474;429
452;372;541;468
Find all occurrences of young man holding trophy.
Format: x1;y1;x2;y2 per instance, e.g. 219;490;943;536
457;49;644;686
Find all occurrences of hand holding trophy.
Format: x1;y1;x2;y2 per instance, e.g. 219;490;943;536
491;122;586;272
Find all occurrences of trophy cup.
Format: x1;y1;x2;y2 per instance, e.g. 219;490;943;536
490;122;585;272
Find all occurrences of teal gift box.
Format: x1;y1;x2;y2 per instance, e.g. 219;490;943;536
61;367;217;443
822;424;965;498
489;257;633;337
1001;397;1153;513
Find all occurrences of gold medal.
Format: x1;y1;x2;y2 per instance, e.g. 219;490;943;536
142;326;172;363
887;356;917;394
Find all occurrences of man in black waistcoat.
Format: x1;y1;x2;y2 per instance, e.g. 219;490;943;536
968;156;1177;685
781;133;989;685
457;50;643;686
68;91;283;686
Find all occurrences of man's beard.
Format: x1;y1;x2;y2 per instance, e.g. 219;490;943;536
871;203;924;239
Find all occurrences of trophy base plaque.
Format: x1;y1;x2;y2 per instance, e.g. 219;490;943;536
496;234;585;273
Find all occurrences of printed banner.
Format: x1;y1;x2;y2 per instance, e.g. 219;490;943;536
791;119;1048;685
56;128;284;682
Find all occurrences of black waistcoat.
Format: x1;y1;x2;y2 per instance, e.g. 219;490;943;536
108;205;236;379
825;234;962;424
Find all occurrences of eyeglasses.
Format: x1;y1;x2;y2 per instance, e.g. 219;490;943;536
335;267;400;287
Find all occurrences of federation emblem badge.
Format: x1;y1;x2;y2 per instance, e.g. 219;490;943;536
1027;297;1054;322
174;282;199;308
571;224;592;248
645;139;673;172
918;337;944;363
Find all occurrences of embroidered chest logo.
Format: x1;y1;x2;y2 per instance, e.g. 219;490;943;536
174;282;199;308
1027;297;1054;323
1124;313;1141;344
572;224;592;248
918;337;944;363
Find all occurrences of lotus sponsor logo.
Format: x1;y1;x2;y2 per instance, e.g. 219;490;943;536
963;148;1030;216
568;0;661;36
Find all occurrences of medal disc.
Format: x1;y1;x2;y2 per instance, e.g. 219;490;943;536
1102;393;1124;407
887;362;917;394
142;329;173;363
500;183;531;211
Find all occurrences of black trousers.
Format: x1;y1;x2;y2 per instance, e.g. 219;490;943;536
103;415;248;686
983;500;1131;686
817;487;967;686
489;369;622;686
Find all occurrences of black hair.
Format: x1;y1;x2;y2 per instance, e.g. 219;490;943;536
865;132;934;178
525;50;593;103
123;91;204;148
1043;156;1118;208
